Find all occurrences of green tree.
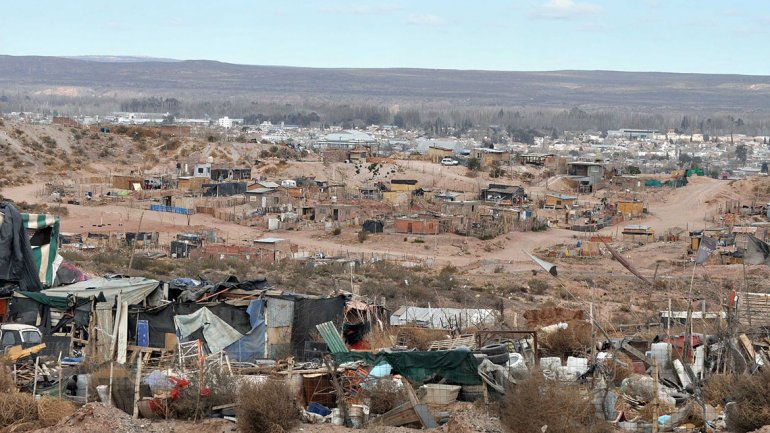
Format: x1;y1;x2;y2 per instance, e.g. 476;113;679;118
489;162;504;178
467;157;481;171
736;144;748;164
626;165;641;175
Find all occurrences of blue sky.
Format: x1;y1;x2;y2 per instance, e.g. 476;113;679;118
2;0;769;75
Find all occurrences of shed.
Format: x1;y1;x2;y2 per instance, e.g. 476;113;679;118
617;200;645;216
390;306;496;329
544;193;577;209
362;220;384;233
394;217;440;235
390;179;419;192
622;224;655;243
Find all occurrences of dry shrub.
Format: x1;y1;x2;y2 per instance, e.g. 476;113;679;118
703;374;735;406
0;363;15;393
501;374;612;433
395;327;450;350
236;378;298;433
361;380;405;415
36;396;75;426
0;394;37;428
724;370;770;433
539;321;592;359
173;368;238;420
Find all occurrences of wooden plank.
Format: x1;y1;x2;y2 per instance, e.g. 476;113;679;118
621;341;654;366
165;333;177;351
739;334;756;361
414;404;438;428
374;401;420;427
5;344;46;361
400;377;437;428
117;301;128;364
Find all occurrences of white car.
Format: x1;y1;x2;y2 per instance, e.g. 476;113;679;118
441;158;459;166
0;324;42;350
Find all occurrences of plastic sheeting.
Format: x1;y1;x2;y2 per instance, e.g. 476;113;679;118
291;296;346;356
129;302;251;348
42;276;161;306
174;307;243;354
334;348;482;385
225;299;266;362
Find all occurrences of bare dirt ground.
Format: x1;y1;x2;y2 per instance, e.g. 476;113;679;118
0;162;743;282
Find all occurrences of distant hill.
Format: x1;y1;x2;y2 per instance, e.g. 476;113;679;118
64;55;182;63
1;55;770;111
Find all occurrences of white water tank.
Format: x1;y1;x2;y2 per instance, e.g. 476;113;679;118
207;156;214;164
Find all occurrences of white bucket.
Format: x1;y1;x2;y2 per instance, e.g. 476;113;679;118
331;408;343;425
349;405;365;428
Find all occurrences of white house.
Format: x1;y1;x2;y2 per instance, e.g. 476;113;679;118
217;117;233;128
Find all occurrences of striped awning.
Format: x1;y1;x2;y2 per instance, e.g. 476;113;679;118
21;213;60;288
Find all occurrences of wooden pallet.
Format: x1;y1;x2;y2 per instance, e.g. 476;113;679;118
427;334;476;351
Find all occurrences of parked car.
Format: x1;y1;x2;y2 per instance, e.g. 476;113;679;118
441;157;459;166
0;324;43;350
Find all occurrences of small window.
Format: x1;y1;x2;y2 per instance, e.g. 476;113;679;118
22;330;41;344
1;332;16;347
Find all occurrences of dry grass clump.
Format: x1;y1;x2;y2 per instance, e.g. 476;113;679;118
539;321;592;359
173;368;238;420
236;379;298;433
36;396;76;426
395;327;450;350
501;374;612;433
0;393;37;429
724;370;770;433
361;380;405;415
0;363;15;394
702;373;735;406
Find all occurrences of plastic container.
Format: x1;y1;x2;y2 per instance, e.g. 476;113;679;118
566;356;588;376
420;384;461;404
540;357;562;371
331;408;343;425
96;385;110;405
349;405;365;428
307;402;331;417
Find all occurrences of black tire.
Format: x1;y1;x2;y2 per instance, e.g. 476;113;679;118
480;343;507;356
473;353;488;363
487;352;511;365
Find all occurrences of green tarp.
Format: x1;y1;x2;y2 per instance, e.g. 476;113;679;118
16;291;77;309
644;179;663;187
664;176;688;188
333;349;482;385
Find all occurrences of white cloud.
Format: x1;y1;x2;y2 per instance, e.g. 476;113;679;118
321;3;402;15
534;0;601;20
406;13;445;26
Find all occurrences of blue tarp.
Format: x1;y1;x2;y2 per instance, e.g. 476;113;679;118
225;299;266;362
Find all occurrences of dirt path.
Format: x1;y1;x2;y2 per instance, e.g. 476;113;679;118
631;176;733;233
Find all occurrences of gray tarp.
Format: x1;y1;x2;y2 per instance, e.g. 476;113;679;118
41;276;161;306
175;307;243;354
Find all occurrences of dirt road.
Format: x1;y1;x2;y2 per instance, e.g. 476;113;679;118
632;176;735;233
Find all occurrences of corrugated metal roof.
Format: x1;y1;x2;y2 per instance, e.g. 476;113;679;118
42;276;160;306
